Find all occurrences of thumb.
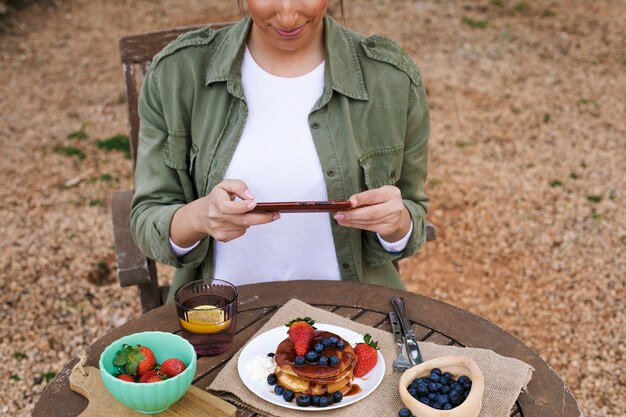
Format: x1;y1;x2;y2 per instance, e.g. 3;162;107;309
218;179;255;201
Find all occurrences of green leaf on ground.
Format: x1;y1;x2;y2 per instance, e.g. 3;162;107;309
549;180;563;187
53;145;86;160
462;17;489;29
13;352;28;360
587;195;602;203
513;2;530;13
67;130;88;140
97;134;131;159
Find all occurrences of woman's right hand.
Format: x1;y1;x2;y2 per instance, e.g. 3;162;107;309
170;179;279;246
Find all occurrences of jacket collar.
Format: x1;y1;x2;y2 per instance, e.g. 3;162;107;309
205;16;368;101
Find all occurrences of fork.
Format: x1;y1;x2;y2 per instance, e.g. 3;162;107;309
388;312;411;371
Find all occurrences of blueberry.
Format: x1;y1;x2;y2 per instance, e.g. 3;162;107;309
443;403;453;410
441;385;450;394
274;385;284;395
336;340;345;349
437;394;449;404
431;368;442;376
294;355;305;366
329;355;339;367
463;381;472;390
318;396;329;407
314;343;324;353
329;336;338;345
326;394;335;405
416;383;429;396
427;393;437;401
399;408;412;417
429;373;440;383
267;352;275;357
408;388;417;397
296;394;311;407
266;373;278;385
463;390;470;399
435;382;443;391
318;355;329;366
332;391;343;403
282;389;294;402
321;338;332;348
442;372;452;380
427;382;438;393
416;377;428;385
450;382;462;392
432;402;443;410
458;375;470;385
305;351;318;362
418;397;430;406
311;395;320;406
449;390;462;406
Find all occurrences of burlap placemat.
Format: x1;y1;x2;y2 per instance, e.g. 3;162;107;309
208;299;533;417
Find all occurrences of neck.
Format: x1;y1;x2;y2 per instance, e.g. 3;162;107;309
247;26;325;77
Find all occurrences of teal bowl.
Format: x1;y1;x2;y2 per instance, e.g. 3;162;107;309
99;331;197;414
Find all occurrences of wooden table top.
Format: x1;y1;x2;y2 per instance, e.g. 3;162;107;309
33;280;582;416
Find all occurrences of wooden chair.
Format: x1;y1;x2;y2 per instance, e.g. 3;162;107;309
112;23;437;313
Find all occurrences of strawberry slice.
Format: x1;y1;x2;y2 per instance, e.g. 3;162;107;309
285;317;316;356
354;333;379;378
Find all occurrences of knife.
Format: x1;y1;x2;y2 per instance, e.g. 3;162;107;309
390;296;423;365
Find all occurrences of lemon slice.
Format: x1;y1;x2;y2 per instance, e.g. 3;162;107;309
179;305;231;334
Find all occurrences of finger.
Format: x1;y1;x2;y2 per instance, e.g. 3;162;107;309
217;179;255;201
349;186;397;208
234;212;281;227
335;201;390;223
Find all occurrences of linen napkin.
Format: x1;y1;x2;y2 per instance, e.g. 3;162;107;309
208;299;534;417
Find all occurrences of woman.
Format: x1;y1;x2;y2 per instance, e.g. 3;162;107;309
131;0;430;301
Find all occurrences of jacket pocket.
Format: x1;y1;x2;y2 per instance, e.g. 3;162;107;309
358;145;404;189
162;133;191;170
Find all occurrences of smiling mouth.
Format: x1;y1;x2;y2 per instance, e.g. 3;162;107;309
274;24;305;38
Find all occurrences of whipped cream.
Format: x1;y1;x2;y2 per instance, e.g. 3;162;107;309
245;353;276;381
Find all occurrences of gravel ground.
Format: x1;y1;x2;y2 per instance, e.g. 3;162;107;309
1;1;624;416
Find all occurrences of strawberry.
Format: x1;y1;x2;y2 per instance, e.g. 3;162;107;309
139;369;162;383
353;333;379;378
116;373;135;382
285;317;316;356
112;344;157;377
160;358;186;378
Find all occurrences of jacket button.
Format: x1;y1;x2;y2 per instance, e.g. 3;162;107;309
311;122;320;129
327;170;335;177
390;170;396;178
342;263;350;269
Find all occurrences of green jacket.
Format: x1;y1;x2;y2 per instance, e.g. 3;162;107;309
131;16;430;300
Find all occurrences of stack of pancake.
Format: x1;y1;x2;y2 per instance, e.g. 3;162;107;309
273;330;356;396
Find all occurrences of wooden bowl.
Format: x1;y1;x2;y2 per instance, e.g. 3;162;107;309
399;355;485;417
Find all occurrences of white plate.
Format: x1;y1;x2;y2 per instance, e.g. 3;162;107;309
237;323;385;411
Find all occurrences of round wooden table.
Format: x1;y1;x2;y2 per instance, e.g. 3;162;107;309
33;281;581;416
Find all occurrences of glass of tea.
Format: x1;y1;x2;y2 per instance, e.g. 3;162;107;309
174;279;238;356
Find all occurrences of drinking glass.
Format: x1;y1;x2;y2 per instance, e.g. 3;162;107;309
174;279;238;356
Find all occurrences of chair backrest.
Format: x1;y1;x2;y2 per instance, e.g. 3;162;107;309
119;22;233;170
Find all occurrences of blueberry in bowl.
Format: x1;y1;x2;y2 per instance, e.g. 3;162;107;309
398;355;484;417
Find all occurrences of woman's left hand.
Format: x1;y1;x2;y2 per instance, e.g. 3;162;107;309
333;185;411;242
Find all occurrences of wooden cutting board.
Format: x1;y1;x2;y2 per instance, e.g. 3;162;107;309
69;366;237;417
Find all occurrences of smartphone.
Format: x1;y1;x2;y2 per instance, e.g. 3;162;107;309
250;200;352;213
